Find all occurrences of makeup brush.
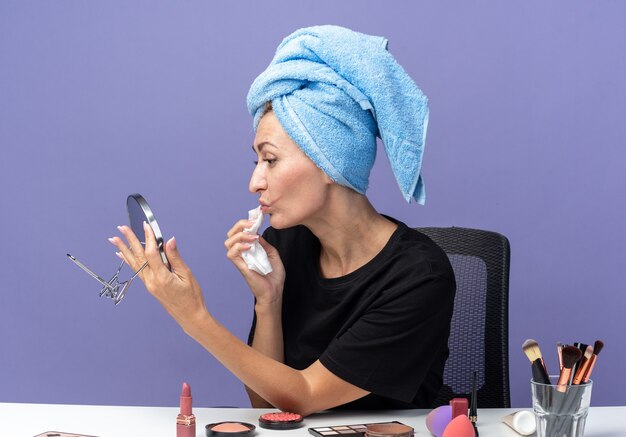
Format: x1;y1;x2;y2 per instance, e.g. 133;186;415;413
556;346;582;392
572;345;594;385
469;371;479;437
572;342;588;375
554;343;602;436
557;342;564;371
582;340;604;383
522;339;551;384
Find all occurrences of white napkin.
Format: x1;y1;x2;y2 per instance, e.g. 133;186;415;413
241;206;273;275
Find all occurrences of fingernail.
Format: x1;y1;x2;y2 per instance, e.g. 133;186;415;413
169;236;176;249
143;221;148;229
115;252;124;259
117;225;124;231
108;237;116;244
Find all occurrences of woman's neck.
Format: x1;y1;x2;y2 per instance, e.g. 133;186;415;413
304;190;398;278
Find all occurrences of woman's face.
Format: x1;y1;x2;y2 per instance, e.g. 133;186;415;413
250;111;331;229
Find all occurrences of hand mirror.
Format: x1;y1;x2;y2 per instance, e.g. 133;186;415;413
68;193;169;304
126;193;170;268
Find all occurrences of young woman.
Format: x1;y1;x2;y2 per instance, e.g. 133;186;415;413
109;25;455;415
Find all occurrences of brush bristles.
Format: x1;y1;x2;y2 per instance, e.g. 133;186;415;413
561;345;583;369
593;340;604;355
522;339;543;362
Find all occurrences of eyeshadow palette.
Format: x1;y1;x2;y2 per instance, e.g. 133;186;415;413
308;421;408;436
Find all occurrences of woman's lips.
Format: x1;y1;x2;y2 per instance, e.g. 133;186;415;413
259;200;270;213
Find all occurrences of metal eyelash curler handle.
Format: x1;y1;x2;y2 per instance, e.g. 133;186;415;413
67;254;116;292
67;254;148;304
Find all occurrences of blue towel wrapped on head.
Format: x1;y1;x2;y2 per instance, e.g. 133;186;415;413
247;25;429;204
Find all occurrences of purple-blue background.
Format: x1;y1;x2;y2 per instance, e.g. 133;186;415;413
1;1;624;409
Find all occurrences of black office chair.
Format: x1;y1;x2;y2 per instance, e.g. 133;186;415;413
416;227;511;408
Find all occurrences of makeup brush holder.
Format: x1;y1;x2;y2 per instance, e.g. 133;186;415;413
531;376;593;437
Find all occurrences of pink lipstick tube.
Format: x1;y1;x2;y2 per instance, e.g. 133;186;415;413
177;382;196;437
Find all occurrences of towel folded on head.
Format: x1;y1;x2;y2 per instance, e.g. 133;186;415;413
247;25;429;204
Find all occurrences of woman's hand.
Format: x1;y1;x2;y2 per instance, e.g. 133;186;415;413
109;222;208;331
225;219;285;306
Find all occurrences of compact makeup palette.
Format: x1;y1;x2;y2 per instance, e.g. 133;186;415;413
308;421;409;436
34;433;99;437
205;421;256;436
258;412;303;430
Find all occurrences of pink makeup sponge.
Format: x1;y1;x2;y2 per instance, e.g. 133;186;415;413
426;405;452;436
442;415;475;437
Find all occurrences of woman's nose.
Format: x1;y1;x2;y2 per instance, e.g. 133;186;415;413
249;164;267;193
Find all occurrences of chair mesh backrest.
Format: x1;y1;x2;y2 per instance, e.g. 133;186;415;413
416;227;511;408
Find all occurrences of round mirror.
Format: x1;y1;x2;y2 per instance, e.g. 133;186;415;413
126;193;170;268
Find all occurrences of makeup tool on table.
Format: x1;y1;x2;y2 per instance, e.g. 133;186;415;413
501;411;536;436
573;340;603;384
308;421;412;437
571;345;593;385
425;409;474;437
33;433;99;437
206;410;302;436
177;382;196;437
426;405;452;437
67;193;168;304
469;371;478;436
571;342;588;376
522;339;551;385
556;342;564;371
426;376;477;437
523;338;604;385
206;422;256;436
441;415;475;437
364;422;414;437
556;346;582;392
523;338;604;437
449;397;468;419
555;340;604;436
258;412;303;430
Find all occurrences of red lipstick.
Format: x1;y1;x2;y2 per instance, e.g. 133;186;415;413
177;382;196;437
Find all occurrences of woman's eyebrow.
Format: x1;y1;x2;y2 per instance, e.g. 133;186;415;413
252;142;277;153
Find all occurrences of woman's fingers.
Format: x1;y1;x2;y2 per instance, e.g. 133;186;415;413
226;241;253;260
224;231;259;250
226;241;257;274
111;225;149;271
142;221;169;275
108;235;139;270
108;225;151;275
118;225;145;255
164;236;191;277
226;219;256;239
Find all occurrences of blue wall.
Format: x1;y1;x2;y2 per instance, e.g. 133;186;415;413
1;1;624;408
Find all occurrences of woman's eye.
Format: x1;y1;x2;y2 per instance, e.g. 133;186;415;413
253;158;276;166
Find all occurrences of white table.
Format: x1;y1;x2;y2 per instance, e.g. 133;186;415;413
0;403;624;437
